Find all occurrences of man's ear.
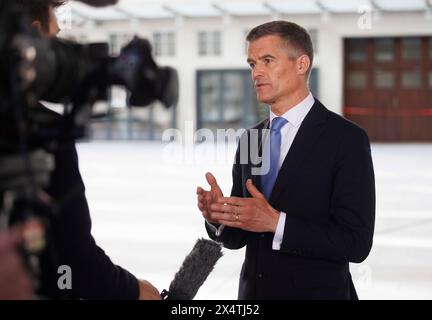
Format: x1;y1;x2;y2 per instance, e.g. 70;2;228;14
297;54;311;76
31;20;43;34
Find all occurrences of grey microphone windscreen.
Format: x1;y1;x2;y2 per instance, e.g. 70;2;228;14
163;238;223;300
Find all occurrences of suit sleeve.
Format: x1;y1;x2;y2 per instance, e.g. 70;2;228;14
205;139;248;250
280;127;375;263
48;139;139;299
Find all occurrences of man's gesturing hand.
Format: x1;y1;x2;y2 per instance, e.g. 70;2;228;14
209;179;280;233
196;172;224;225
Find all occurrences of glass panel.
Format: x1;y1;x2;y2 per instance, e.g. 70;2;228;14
222;74;244;125
429;71;432;88
375;38;394;62
402;38;421;60
348;71;367;89
347;39;367;62
167;33;175;56
401;69;421;89
375;70;394;88
198;31;221;56
200;73;220;123
198;32;207;56
153;33;161;56
213;31;221;56
153;32;175;56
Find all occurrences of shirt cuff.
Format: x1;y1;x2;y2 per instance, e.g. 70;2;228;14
206;220;225;237
272;212;286;250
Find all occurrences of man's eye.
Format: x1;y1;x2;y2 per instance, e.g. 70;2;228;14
249;63;255;69
264;58;272;64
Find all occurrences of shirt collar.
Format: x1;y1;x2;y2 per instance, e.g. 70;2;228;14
269;92;315;128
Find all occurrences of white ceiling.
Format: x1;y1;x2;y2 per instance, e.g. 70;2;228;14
68;0;432;21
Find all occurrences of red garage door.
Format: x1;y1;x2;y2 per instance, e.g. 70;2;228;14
344;37;432;141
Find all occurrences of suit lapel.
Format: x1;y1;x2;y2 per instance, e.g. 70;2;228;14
269;100;328;204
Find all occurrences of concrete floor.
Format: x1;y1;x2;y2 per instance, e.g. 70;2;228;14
76;141;432;300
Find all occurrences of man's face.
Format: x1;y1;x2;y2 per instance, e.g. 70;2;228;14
247;35;303;106
33;5;61;37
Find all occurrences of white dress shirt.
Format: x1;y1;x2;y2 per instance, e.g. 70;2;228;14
270;92;315;250
207;93;315;249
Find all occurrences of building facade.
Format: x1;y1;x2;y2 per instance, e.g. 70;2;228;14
61;0;432;141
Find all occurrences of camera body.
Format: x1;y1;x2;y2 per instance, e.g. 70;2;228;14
0;1;178;146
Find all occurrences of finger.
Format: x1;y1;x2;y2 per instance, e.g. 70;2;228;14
203;211;219;224
246;179;265;199
205;172;218;188
204;191;212;205
205;172;223;195
210;203;229;213
202;211;212;221
210;203;243;216
198;202;205;211
217;196;248;207
197;187;207;195
209;212;235;222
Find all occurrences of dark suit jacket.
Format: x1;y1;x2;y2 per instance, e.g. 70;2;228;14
37;106;139;299
206;99;375;300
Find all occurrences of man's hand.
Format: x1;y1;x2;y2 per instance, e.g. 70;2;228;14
0;228;33;300
196;172;224;225
209;179;280;233
138;279;161;300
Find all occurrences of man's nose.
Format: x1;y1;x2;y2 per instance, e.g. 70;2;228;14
252;66;265;82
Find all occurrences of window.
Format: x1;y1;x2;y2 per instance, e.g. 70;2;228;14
347;39;368;62
375;38;394;62
401;69;421;89
429;71;432;88
197;70;258;131
348;71;367;89
402;38;421;61
198;31;222;56
375;70;394;88
153;32;175;57
109;34;132;55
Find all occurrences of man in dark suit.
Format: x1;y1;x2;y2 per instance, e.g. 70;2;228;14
197;20;375;300
10;0;161;299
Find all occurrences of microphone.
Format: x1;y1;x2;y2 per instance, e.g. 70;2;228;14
73;0;119;7
161;238;223;300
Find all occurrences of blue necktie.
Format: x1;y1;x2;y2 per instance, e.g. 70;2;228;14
261;117;288;200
